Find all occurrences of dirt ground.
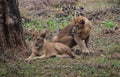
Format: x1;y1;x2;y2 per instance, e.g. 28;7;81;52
0;0;120;77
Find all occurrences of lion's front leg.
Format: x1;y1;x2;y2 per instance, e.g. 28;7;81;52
74;35;90;54
80;40;90;54
32;54;47;60
25;52;36;61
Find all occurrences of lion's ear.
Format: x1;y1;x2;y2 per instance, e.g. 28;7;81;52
73;17;78;24
40;30;47;38
41;33;46;38
32;34;37;40
79;20;85;25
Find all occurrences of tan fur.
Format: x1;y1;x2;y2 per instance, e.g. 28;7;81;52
51;16;92;54
26;33;75;61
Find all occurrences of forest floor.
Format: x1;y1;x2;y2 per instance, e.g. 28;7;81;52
0;0;120;77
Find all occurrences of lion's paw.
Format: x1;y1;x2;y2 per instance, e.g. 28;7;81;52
82;48;90;54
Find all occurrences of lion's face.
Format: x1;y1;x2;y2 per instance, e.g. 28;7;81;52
34;36;44;49
34;31;46;49
72;16;86;34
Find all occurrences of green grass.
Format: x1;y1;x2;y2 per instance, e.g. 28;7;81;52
22;17;71;31
1;52;120;77
103;21;116;28
22;20;36;28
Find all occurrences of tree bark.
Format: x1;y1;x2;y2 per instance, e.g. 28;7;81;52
118;0;120;5
0;0;26;50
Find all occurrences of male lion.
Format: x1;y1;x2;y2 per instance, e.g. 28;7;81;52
52;16;92;54
26;32;75;61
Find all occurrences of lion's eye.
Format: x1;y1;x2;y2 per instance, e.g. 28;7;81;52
76;25;79;26
37;39;40;41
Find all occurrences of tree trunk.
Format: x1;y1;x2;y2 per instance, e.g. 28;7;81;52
0;0;26;50
118;0;120;5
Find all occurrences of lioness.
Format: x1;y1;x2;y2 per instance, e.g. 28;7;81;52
52;16;92;54
26;32;75;61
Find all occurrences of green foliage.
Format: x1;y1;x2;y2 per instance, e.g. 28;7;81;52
22;20;36;28
47;19;57;30
0;69;8;76
97;39;104;46
37;19;46;30
103;21;116;28
22;17;70;31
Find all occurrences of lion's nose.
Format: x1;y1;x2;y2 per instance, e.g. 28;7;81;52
72;29;76;34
